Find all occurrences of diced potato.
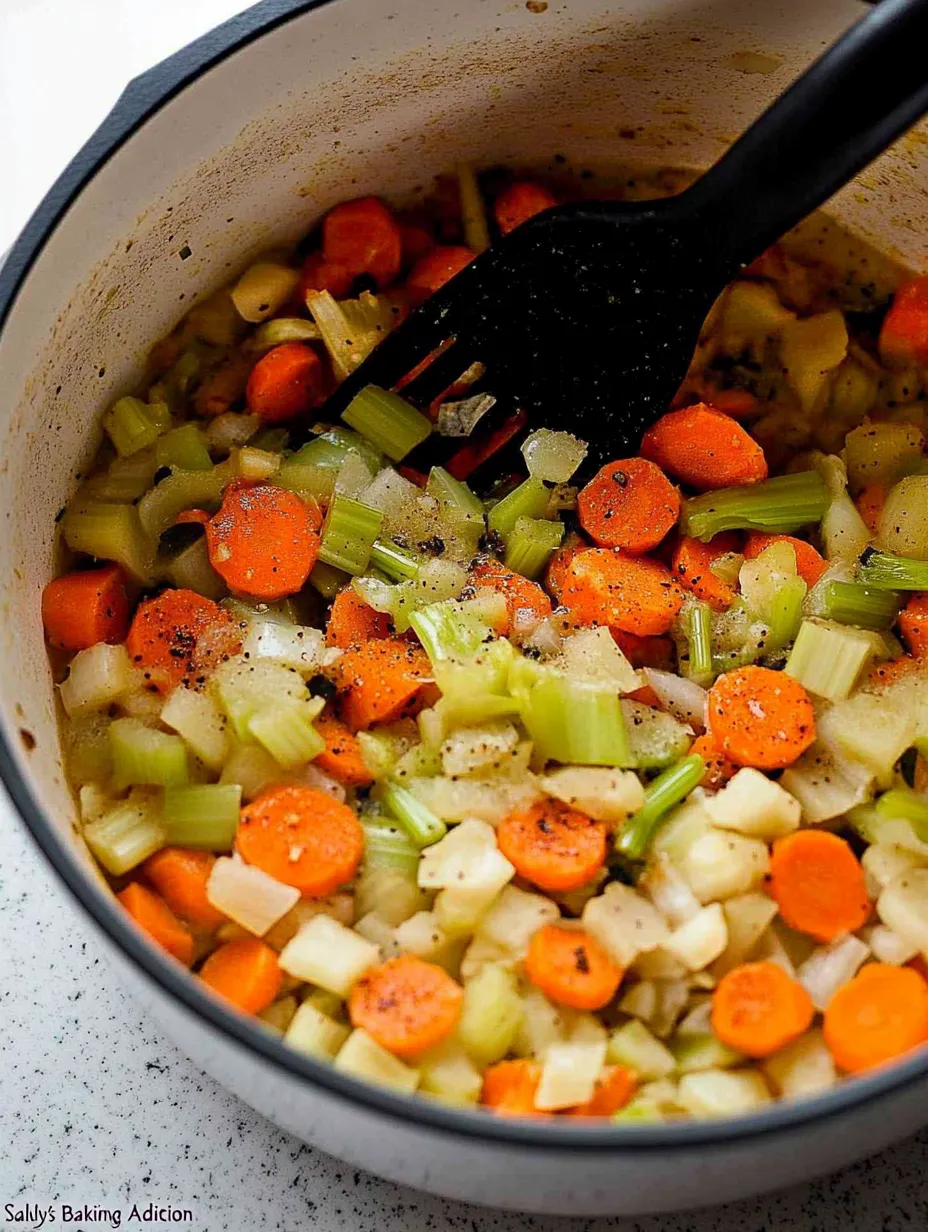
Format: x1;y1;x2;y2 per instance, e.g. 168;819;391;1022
279;915;379;995
230;261;300;323
394;911;449;961
440;722;521;778
582;882;670;968
535;1023;608;1111
681;831;769;904
650;980;692;1039
632;948;689;982
676;1069;772;1117
353;911;399;954
512;987;567;1059
407;773;540;824
206;856;300;937
160;686;229;771
764;1029;836;1099
539;765;644;824
711;893;779;979
418;819;514;897
259;995;299;1035
797;934;870;1011
860;923;918;966
721;281;796;355
555;626;640;693
334;1029;420;1094
705;768;800;840
619;979;659;1022
607;1019;676;1080
665;904;728;972
60;643;133;716
878;475;928;559
877;868;928;953
472;885;560;961
817;693;915;785
641;854;702;928
652;794;715;869
418;1043;483;1106
285;1001;351;1060
845;421;924;492
780;311;848;413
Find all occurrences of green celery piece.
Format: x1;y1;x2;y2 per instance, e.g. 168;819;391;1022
104;396;171;457
110;720;189;791
821;581;902;631
361;819;421;875
859;548;928;591
248;701;326;769
784;619;874;702
409;600;494;664
382;782;447;847
317;494;383;575
503;516;564;581
426;467;485;522
62;503;156;586
681;471;828;541
155;423;213;471
487;477;550;539
522;671;633;768
309;560;350;599
615;754;705;860
369;539;421;582
292;426;384;476
875;789;928;841
83;799;166;875
342;386;432;462
684;601;713;685
163;783;242;850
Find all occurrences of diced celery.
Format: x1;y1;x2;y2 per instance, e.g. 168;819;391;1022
409;599;492;663
165;536;226;601
103;396;171;457
620;700;692;771
285;1002;350;1060
681;471;828;541
293;426;384;476
308;291;398;382
137;464;228;539
683;601;712;686
206;854;299;935
317;494;383;575
383;782;447;848
607;1020;676;1080
457;964;524;1065
425;467;484;523
248;317;321;353
85;449;160;503
859;547;928;590
670;1033;743;1074
248;700;326;769
503;516;564;580
521;671;632;768
233;446;281;482
163;783;242;850
62;503;156;585
341;385;432;461
369;539;420;582
230;261;300;323
59;643;134;716
275;460;335;504
615;754;706;860
211;657;312;741
521;429;587;484
487;477;550;538
155;423;212;471
219;742;281;801
259;996;299;1035
784;618;875;701
110;719;189;791
612;1100;665;1123
676;1069;771;1117
821;580;902;630
457;162;491;252
309;560;350;599
83;793;165;875
876;789;928;841
418;1043;483;1106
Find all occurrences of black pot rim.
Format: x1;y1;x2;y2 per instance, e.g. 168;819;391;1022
2;0;925;1158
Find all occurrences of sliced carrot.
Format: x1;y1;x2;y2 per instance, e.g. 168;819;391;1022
709;389;759;419
396;464;428;488
298;251;354;301
524;924;623;1011
743;533;827;588
481;1059;545;1116
199;937;282;1015
711;960;814;1058
564;1066;637;1117
206;483;321;601
561;548;684;637
497;799;607;893
689;733;737;790
494;180;558;235
322;196;403;288
399;219;436;265
577;458;680;553
641;404;769;491
468;558;552;634
174;508;212;527
245;341;326;423
856;482;886;536
348;954;463;1058
313;711;374;787
117;882;195;966
545;531;589;600
610;629;675;670
330;637;432;730
706;665;815;770
406;245;476;306
126;587;235;692
824;963;928;1073
766;830;870;943
237;784;364;895
899;594;928;658
446;409;528;481
671;533;740;611
879;275;928;367
325;586;393;649
143;847;225;929
41;564;129;652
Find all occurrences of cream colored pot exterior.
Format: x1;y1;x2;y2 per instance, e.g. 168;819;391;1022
2;0;928;1215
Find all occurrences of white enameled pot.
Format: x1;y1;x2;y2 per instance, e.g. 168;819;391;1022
3;0;928;1215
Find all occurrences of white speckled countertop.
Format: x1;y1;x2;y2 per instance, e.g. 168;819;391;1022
2;2;928;1227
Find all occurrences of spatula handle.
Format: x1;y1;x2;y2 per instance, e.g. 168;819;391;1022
685;0;928;268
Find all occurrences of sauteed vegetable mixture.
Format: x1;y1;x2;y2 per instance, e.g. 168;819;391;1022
43;169;928;1120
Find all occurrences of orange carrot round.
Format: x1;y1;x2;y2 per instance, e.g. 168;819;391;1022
245;342;325;423
641;404;768;491
565;1066;637;1117
349;955;463;1058
481;1059;545;1116
611;629;675;670
468;558;552;634
494;181;558;235
856;483;886;535
206;483;321;600
767;830;870;943
711;960;814;1058
322;196;403;288
688;732;737;790
577;458;680;553
237;785;364;896
497;799;607;892
879;275;928;367
42;564;129;652
331;637;432;730
399;219;436;265
445;408;528;482
406;246;476;305
298;251;354;301
561;547;684;637
143;847;225;929
313;711;374;787
199;937;282;1015
325;586;393;649
174;508;212;527
866;654;922;690
824;963;928;1073
126;587;235;692
671;533;740;611
707;665;815;769
117;882;195;966
743;533;827;588
524;924;623;1011
709;389;759;419
545;531;589;600
899;593;928;658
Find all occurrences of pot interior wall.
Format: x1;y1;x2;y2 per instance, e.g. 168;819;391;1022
1;0;926;875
